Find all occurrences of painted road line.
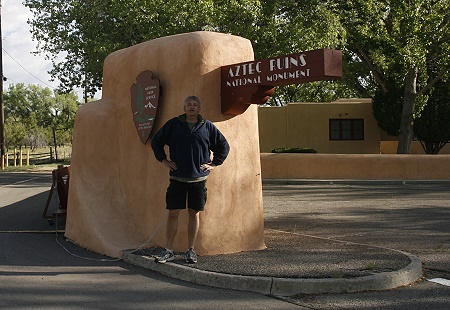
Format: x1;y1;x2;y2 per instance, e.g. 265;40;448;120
0;230;65;234
0;176;47;188
428;278;450;287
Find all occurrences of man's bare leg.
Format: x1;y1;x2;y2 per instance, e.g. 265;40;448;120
187;208;200;249
165;209;181;249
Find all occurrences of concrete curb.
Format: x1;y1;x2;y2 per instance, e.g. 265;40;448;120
123;249;423;296
123;254;273;294
270;250;423;295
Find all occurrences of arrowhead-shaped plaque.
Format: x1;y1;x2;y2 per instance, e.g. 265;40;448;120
130;71;161;144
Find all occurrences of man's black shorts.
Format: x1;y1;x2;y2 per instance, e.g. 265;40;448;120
166;179;207;211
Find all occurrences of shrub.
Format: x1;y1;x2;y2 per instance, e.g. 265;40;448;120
271;147;317;153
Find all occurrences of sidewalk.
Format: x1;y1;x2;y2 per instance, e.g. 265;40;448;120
124;178;431;297
124;230;422;296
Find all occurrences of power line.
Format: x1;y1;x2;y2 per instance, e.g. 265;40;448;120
2;47;55;89
1;0;5;160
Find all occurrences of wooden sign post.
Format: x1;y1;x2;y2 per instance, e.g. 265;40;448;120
221;49;342;115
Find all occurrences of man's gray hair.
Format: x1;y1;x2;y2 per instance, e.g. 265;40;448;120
184;95;201;106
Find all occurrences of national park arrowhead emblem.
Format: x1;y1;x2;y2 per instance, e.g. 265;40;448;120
130;71;161;144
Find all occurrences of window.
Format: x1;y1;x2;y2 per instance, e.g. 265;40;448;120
329;119;364;140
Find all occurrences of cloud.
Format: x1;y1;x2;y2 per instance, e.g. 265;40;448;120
1;0;99;100
2;1;56;88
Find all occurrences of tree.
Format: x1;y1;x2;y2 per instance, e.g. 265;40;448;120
3;83;32;124
4;119;27;149
3;84;80;157
48;92;80;159
3;84;34;149
24;0;450;155
24;0;348;101
328;0;450;153
24;0;224;98
372;84;403;136
26;85;79;159
414;80;450;154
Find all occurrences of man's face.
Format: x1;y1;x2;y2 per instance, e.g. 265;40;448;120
184;100;201;116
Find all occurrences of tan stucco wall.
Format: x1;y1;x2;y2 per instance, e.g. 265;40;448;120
258;98;380;154
65;32;265;258
261;153;450;180
259;99;450;155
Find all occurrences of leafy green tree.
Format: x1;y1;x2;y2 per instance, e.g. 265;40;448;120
48;92;80;159
24;0;347;100
414;80;450;154
27;86;79;159
3;84;80;157
4;119;27;149
3;83;31;124
25;0;218;98
3;84;32;149
24;0;450;156
372;84;403;136
328;0;450;153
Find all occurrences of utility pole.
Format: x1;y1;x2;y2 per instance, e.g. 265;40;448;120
0;0;5;166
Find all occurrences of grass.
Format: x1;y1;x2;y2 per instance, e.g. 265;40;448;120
433;244;450;253
329;270;344;278
3;145;72;156
271;147;317;153
1;160;71;173
365;262;379;271
1;146;71;172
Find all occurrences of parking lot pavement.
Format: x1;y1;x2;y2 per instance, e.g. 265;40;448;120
262;181;450;309
0;172;303;310
1;172;449;309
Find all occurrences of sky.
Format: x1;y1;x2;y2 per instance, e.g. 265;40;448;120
1;1;100;100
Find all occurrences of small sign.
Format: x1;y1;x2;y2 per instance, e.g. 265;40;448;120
130;71;161;144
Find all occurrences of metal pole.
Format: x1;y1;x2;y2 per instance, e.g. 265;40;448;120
0;0;5;161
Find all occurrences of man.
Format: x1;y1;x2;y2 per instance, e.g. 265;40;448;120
151;95;230;263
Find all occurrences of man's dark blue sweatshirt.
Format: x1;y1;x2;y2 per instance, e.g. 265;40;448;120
151;114;230;179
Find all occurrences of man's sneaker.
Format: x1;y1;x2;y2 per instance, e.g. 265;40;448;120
186;248;197;263
155;249;174;263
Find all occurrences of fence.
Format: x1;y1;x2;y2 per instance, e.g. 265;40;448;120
1;147;71;170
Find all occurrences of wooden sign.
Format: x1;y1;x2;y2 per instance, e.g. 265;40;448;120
130;71;161;144
221;49;342;115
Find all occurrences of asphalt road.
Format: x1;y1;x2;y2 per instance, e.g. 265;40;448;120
0;172;302;310
263;180;450;309
1;172;449;309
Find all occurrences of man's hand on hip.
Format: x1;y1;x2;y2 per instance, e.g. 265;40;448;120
162;159;177;171
201;163;216;172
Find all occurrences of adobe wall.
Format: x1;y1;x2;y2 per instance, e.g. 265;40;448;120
258;99;450;155
65;32;265;258
261;153;450;179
